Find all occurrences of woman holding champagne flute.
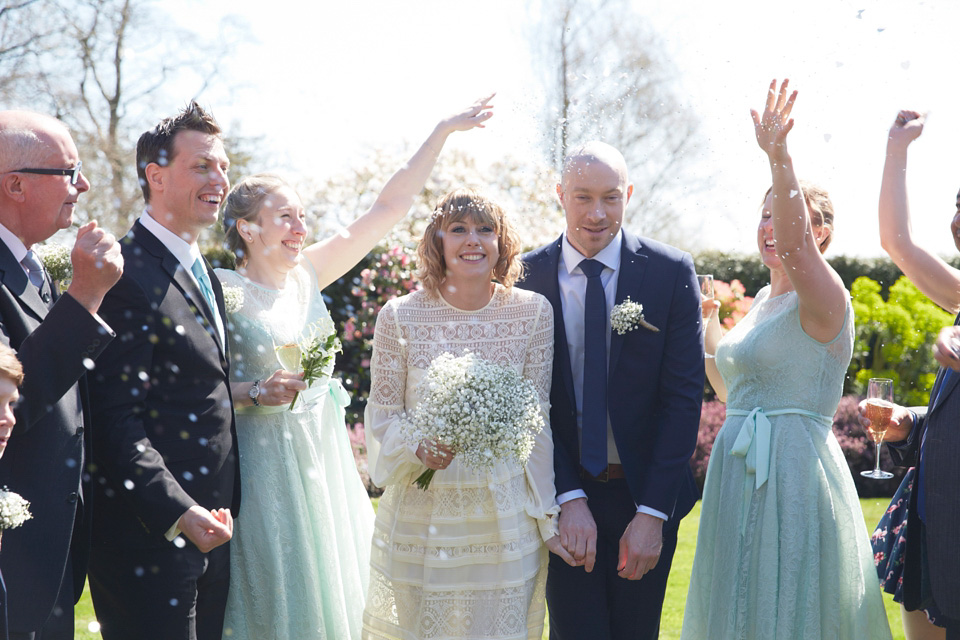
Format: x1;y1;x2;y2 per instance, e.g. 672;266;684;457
681;80;891;639
214;97;494;639
865;109;960;639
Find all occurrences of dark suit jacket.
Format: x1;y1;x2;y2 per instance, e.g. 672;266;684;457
88;221;239;549
518;232;703;519
0;240;112;632
890;312;960;619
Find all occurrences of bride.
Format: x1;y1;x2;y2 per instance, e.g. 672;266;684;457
216;96;493;639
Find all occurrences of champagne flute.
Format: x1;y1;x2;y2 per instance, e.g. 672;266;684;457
698;274;716;359
861;377;895;479
274;341;317;414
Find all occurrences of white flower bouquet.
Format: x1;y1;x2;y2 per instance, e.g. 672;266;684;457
0;486;32;531
402;351;545;490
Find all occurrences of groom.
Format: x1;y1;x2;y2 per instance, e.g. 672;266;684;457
86;102;238;640
519;141;703;639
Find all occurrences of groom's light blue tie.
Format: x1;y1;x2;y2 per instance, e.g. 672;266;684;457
579;259;608;476
190;258;219;320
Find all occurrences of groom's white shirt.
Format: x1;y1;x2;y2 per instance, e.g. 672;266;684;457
556;230;667;521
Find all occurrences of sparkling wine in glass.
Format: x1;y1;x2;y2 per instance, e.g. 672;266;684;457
275;342;317;414
861;377;895;480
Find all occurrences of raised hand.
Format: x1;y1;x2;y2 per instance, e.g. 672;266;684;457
439;93;495;134
933;325;960;372
751;79;797;160
888;110;925;147
65;220;123;314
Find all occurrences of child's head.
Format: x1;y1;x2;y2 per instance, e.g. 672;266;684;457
0;344;23;459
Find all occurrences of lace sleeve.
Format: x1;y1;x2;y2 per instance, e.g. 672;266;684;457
521;295;560;541
364;299;421;487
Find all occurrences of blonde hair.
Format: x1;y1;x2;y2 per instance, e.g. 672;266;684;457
222;174;292;267
763;180;835;253
416;189;524;292
0;343;23;386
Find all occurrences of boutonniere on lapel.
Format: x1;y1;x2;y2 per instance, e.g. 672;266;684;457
610;297;659;334
222;286;244;314
36;243;72;292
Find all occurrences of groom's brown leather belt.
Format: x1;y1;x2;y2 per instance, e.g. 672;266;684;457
579;464;625;482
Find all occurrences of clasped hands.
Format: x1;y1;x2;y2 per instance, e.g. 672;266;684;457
548;497;663;580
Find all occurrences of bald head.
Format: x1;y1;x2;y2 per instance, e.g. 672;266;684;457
560;141;630;191
0;111;73;174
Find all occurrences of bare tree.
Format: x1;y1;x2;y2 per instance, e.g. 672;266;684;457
0;0;252;235
532;0;704;245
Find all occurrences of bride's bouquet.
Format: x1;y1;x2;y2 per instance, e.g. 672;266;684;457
402;351;545;490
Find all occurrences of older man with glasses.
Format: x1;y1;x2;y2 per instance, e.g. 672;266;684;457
0;110;122;639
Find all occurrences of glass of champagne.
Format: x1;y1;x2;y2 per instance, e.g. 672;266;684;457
275;342;317;414
861;377;895;479
698;274;716;359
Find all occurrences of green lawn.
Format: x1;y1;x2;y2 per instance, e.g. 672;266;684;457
72;498;906;640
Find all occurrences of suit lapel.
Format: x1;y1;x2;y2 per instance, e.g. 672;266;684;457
540;238;577;407
0;242;49;321
608;233;648;377
131;222;226;360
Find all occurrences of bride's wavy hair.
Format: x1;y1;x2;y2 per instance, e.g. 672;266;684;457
416;189;524;293
222;173;292;267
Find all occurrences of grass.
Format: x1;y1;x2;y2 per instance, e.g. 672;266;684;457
71;498;907;640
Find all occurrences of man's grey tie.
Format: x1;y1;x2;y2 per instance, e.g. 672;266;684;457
21;250;46;289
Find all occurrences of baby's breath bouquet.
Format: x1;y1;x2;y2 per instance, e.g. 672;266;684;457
222;286;244;314
36;243;72;292
0;486;32;536
402;351;545;490
276;317;342;412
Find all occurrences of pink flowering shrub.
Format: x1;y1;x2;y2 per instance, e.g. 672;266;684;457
713;278;753;329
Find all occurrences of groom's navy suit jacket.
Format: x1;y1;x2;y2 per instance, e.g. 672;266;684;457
519;232;702;519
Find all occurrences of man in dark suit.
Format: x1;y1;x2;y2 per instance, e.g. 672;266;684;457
0;111;122;639
518;141;703;640
86;102;238;640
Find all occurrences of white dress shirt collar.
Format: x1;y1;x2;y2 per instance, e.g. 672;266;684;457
138;210;204;271
560;229;623;275
0;221;29;266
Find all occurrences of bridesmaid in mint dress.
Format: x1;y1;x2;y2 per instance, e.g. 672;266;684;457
216;97;494;640
681;80;891;639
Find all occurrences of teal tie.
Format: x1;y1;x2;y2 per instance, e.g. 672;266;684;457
190;258;218;317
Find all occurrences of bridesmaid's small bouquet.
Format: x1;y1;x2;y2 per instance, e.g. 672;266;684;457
222;286;244;314
277;318;342;411
0;486;32;539
402;351;544;490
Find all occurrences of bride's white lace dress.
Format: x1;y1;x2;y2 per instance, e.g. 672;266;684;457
362;285;560;640
217;263;375;639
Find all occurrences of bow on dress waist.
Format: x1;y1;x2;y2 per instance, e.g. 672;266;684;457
725;407;834;535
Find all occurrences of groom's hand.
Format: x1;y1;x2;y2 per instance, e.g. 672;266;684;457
617;512;663;580
558;498;597;572
178;505;233;553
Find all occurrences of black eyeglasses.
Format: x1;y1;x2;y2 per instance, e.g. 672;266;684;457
14;161;83;185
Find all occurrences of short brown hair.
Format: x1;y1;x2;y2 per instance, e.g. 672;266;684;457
222;174;291;267
763;180;835;253
0;343;23;386
136;101;221;203
416;189;524;292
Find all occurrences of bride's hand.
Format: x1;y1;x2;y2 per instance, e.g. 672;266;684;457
545;535;577;566
437;93;495;134
750;78;797;160
258;369;307;406
416;439;455;470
